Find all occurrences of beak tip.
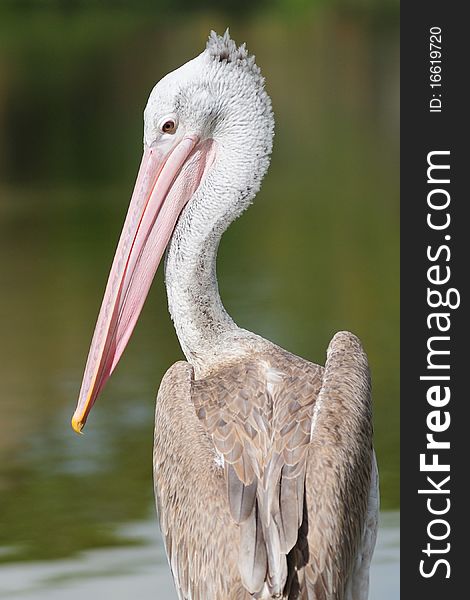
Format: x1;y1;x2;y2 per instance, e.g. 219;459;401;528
71;413;85;435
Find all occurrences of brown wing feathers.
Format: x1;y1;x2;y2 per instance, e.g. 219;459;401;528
154;362;252;600
193;356;323;597
154;333;374;599
301;332;374;598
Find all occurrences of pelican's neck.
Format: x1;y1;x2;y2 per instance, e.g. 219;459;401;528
164;128;275;374
165;82;274;372
165;203;239;370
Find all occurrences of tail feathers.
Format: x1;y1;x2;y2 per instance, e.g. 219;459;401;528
264;525;287;597
235;467;306;598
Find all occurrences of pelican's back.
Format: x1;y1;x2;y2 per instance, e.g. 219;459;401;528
153;331;377;599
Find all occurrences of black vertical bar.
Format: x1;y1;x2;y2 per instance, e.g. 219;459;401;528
401;3;466;598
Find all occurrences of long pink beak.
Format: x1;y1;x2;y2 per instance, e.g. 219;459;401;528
72;134;212;433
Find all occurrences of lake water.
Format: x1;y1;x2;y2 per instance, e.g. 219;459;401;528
0;513;399;599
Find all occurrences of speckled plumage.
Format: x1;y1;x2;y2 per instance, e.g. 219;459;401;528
149;31;378;599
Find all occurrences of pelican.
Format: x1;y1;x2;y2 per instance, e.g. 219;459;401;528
72;31;379;599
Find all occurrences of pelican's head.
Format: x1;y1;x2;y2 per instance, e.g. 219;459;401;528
72;30;274;433
143;30;273;149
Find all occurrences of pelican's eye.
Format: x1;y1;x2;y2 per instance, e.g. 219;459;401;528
160;118;177;134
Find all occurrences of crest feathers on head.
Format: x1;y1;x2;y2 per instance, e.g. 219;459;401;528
206;29;261;78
